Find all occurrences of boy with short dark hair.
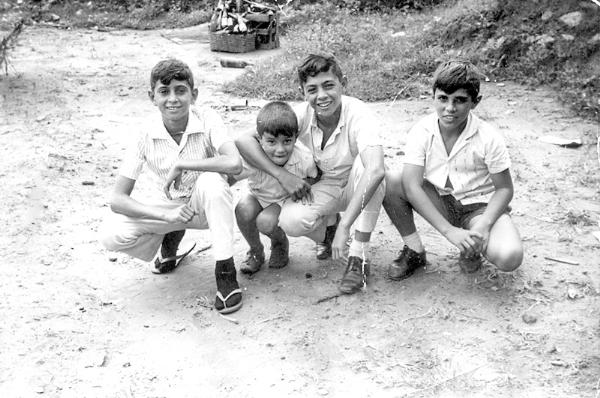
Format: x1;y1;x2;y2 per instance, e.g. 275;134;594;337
100;58;244;314
383;60;523;280
236;54;386;295
233;101;318;274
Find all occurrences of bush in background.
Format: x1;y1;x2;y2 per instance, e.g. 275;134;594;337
226;0;599;118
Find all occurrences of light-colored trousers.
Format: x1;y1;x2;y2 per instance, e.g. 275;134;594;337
100;172;234;262
278;158;385;242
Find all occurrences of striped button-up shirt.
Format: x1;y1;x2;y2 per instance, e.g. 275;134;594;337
403;112;511;205
119;107;230;200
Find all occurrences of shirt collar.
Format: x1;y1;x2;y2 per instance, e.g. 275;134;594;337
148;109;203;140
433;112;477;140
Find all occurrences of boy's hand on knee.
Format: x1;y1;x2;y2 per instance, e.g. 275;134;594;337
163;204;195;223
469;220;491;253
332;227;350;260
445;226;483;256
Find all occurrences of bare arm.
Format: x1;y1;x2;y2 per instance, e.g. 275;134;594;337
163;141;242;198
469;168;513;251
331;146;385;259
402;164;482;255
235;132;312;201
110;176;194;223
174;141;242;174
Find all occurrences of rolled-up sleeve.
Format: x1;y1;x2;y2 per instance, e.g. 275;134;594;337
402;123;428;167
354;101;383;154
119;133;146;180
204;108;232;153
485;131;511;174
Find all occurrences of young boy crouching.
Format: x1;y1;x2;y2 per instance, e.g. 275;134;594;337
100;58;244;314
233;101;319;274
383;60;523;279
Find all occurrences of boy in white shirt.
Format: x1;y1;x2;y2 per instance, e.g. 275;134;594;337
101;58;244;314
233;101;318;274
383;60;523;280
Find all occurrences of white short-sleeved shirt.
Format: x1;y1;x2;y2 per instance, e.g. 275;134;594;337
403;112;511;204
119;106;231;200
236;143;317;207
294;95;383;186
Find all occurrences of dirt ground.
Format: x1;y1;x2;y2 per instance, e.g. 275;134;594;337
1;24;599;398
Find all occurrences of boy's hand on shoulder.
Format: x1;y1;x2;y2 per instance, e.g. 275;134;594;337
163;204;195;223
163;164;183;200
445;226;483;257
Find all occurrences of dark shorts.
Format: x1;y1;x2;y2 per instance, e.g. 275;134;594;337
422;181;510;229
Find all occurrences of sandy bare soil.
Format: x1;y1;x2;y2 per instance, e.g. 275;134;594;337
0;24;599;398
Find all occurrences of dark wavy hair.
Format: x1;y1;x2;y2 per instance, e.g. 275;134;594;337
256;101;298;138
432;60;483;102
297;53;344;87
150;58;194;91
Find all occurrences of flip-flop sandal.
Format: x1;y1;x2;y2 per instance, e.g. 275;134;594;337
214;288;243;314
151;242;196;274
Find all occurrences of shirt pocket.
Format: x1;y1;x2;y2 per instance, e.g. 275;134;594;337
470;145;488;172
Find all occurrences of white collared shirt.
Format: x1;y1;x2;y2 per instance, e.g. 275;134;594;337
119;106;230;200
403;112;511;204
294;95;383;185
236;143;317;205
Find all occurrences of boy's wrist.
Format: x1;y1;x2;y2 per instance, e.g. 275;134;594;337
339;218;352;231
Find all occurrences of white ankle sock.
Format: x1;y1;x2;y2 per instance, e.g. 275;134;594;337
349;240;369;259
403;232;424;253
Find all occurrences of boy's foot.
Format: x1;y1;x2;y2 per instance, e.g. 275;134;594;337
214;258;243;314
387;245;426;280
240;247;265;275
316;214;340;260
268;235;289;269
458;253;482;273
339;256;370;294
152;230;186;274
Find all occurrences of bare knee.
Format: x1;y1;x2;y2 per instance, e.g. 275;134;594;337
235;197;261;225
490;246;523;272
384;169;405;200
256;213;278;235
279;208;317;237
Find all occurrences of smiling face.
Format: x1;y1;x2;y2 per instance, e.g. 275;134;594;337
433;88;480;135
259;132;296;166
301;70;344;121
149;79;198;124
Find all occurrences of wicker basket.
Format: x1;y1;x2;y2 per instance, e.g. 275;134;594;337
209;30;257;53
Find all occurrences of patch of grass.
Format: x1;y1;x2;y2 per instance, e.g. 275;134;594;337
425;0;600;118
226;0;599;119
28;0;212;29
224;3;452;101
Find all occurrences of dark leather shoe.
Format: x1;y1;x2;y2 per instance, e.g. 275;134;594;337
387;245;426;280
458;253;482;273
268;235;289;269
240;247;265;275
316;214;339;260
339;256;370;294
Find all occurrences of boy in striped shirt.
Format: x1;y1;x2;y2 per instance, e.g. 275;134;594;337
383;60;523;279
101;58;244;314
